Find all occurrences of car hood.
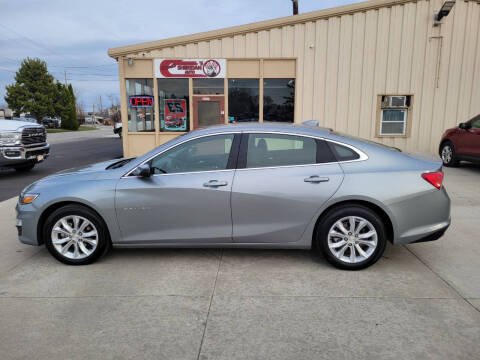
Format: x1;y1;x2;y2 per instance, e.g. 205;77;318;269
29;159;123;187
0;120;43;131
55;159;121;175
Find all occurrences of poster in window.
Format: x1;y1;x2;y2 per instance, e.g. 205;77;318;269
164;99;187;131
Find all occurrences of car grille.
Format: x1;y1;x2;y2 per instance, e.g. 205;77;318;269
21;127;46;146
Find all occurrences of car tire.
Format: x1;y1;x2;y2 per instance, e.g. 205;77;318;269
440;141;459;167
315;205;387;270
14;163;35;172
43;205;110;265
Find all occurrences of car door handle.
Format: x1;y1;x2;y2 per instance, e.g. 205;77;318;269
203;180;228;188
304;176;329;183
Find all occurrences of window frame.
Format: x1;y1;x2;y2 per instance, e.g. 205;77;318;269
126;78;155;133
125;133;241;177
379;109;407;136
376;94;414;138
123;131;367;177
236;132;364;170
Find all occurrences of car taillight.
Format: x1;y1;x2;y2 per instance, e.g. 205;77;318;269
421;171;443;189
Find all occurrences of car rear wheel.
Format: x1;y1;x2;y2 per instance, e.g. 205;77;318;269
315;205;387;270
440;142;459;167
44;205;110;265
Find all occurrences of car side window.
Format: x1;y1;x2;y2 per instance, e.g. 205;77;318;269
328;142;360;161
470;116;480;129
150;134;234;174
246;133;317;168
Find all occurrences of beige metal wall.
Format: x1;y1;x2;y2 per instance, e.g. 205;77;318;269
116;0;480;154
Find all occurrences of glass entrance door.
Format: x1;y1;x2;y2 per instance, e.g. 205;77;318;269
193;96;225;128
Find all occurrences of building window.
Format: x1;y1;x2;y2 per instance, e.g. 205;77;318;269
378;95;412;136
126;79;154;132
263;79;295;122
228;79;259;122
158;79;189;132
193;78;224;95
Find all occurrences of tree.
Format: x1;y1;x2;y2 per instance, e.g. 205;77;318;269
4;58;56;122
53;83;79;130
67;84;79;130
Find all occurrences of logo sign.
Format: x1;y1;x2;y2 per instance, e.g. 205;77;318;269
164;99;187;131
154;59;226;78
129;96;154;107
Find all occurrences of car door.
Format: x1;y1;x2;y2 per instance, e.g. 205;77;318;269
463;117;480;156
231;132;344;244
115;133;240;244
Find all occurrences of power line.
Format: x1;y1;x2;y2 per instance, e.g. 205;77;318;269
0;67;17;73
0;23;68;60
66;78;119;82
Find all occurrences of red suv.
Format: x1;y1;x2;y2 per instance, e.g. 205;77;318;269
439;114;480;167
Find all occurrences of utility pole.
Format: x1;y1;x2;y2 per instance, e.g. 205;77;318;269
64;70;67;86
99;95;103;114
92;104;95;125
292;0;298;15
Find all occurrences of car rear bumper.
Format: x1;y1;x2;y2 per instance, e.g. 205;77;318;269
392;186;451;245
0;144;50;166
410;222;450;244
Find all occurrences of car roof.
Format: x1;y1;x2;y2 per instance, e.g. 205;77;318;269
193;122;334;138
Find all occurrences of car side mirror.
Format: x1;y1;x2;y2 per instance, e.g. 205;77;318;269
459;122;471;130
132;164;152;177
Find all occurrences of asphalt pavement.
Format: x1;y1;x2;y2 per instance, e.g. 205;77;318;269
0;128;122;201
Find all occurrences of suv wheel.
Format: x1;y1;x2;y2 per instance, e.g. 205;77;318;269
440;142;459;167
315;205;387;270
44;205;110;265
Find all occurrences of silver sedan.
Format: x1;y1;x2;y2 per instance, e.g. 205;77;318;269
16;124;450;270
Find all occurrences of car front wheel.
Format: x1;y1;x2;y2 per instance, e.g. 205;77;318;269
44;205;110;265
315;205;387;270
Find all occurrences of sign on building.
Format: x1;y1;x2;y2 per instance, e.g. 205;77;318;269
154;59;226;78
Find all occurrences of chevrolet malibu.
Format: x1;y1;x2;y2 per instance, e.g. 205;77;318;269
16;124;451;270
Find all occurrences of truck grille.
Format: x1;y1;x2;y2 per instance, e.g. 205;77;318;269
21;127;46;146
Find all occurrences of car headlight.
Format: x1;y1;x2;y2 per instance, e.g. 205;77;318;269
0;132;21;146
19;193;39;204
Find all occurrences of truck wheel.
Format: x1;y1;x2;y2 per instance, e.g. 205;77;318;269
14;163;35;172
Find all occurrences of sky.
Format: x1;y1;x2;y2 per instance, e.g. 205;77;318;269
0;0;358;110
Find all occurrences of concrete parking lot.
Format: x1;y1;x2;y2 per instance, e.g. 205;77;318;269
0;165;479;360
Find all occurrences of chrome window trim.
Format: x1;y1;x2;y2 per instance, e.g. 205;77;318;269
122;129;368;178
241;130;368;165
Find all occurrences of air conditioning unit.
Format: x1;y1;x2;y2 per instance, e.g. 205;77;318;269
388;96;407;107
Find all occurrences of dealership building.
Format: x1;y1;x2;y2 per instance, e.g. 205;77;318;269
108;0;480;157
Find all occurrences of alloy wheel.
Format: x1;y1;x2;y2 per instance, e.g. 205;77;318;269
441;145;453;164
327;216;378;264
51;215;98;260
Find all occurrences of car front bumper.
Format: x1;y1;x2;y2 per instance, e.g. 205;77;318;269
0;143;50;166
16;202;42;246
